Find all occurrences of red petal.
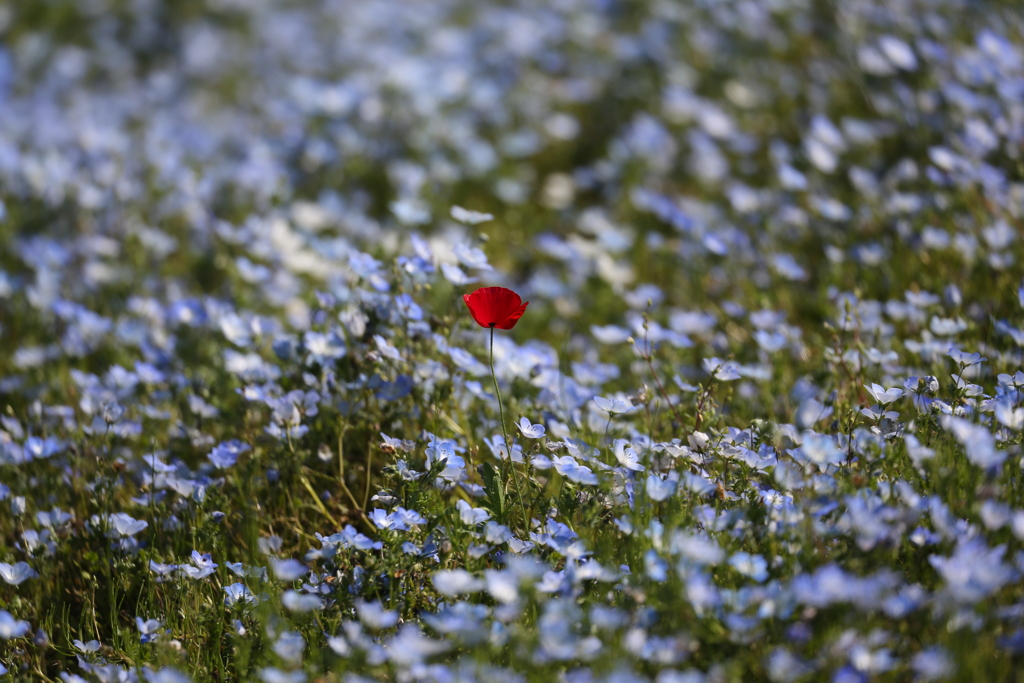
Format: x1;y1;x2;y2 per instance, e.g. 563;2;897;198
463;287;525;328
462;293;488;327
496;301;529;329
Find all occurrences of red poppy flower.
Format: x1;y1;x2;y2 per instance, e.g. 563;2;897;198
463;287;529;330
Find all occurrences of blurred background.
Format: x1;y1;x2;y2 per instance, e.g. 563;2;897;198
1;0;1023;375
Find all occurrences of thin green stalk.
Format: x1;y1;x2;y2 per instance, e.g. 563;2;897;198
490;326;528;534
363;439;374;510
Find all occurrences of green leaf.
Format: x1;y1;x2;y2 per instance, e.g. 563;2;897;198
480;462;506;524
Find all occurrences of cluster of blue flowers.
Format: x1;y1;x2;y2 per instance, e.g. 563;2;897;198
1;0;1024;680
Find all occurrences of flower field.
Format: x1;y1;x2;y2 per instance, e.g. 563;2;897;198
2;0;1024;680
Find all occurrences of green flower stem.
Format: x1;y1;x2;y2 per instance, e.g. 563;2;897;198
490;325;528;534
